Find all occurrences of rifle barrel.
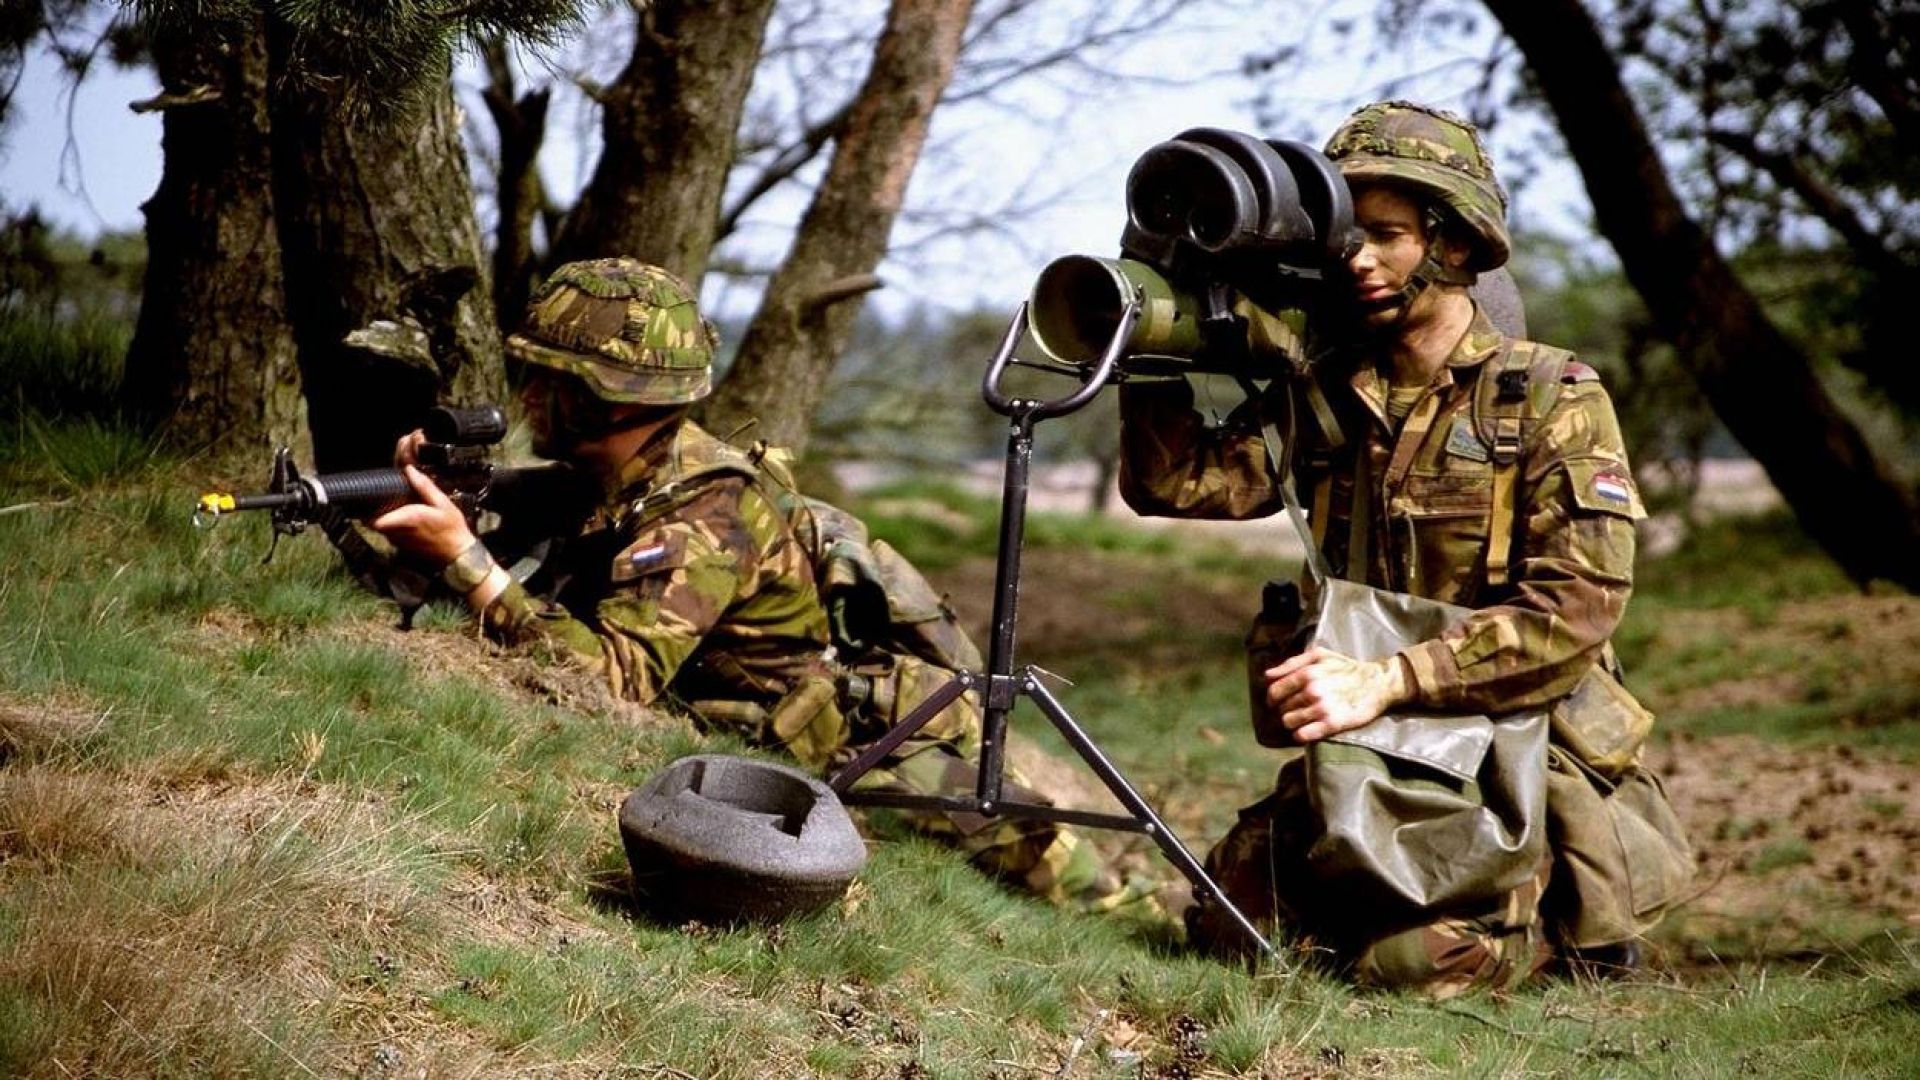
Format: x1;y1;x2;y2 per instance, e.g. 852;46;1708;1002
196;462;585;524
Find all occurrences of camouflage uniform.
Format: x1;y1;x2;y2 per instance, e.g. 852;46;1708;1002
479;258;1126;910
479;419;837;738
1119;105;1648;993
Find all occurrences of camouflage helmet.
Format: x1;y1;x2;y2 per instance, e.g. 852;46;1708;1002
1323;101;1510;274
505;258;717;405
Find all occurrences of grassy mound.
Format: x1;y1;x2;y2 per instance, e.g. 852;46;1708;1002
1;432;1916;1077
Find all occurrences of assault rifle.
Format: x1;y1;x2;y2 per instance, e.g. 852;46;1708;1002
193;404;580;565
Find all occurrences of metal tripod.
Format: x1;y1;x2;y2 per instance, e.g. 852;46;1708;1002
827;297;1274;958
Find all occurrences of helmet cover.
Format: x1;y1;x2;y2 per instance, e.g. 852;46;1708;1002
506;258;717;405
1323;100;1510;273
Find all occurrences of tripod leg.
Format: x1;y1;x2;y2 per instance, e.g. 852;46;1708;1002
827;672;975;794
1023;674;1275;958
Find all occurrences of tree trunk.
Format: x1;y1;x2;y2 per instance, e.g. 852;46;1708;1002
1484;0;1920;591
703;0;976;456
124;16;302;457
551;0;778;281
266;22;505;473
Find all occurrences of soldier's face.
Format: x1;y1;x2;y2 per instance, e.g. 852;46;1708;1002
520;368;617;460
1345;186;1430;322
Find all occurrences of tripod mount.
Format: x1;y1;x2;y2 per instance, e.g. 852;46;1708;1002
828;295;1274;958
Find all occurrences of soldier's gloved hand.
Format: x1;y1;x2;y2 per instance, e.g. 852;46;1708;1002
369;465;476;567
1263;647;1410;743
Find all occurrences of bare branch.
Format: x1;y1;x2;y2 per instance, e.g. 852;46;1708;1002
718;99;854;239
129;84;222;113
800;272;885;312
1835;1;1920;145
958;0;1047;54
1705;126;1906;276
946;0;1189;105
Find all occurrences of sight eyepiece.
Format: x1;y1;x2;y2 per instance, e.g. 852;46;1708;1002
1121;130;1356;268
423;404;508;447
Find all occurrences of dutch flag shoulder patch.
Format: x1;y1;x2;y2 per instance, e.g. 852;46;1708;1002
626;543;671;571
611;535;682;583
1591;468;1634;507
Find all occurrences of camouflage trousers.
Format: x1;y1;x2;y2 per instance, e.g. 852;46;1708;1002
1187;757;1551;997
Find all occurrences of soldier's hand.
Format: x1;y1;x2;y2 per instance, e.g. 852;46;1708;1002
393;429;428;468
369;465;476;566
1263;647;1409;743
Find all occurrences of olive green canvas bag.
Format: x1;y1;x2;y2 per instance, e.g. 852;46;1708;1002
1250;575;1551;919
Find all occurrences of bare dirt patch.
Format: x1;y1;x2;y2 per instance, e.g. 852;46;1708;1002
1646;594;1920;727
1521;590;1920;964
1653;732;1920;960
935;548;1259;666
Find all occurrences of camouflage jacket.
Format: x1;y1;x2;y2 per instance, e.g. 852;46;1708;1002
1119;306;1646;714
480;420;833;710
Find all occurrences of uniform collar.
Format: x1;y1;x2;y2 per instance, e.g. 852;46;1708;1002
1345;302;1504;419
1446;305;1505;371
604;418;695;504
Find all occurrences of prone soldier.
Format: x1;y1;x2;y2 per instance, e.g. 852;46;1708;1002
371;257;1142;913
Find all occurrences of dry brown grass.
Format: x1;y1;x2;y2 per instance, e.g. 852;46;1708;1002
1;765;327;1075
0;697;110;766
0;725;698;1079
0;757;478;1076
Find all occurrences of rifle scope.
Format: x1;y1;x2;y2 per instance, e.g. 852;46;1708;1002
422;404;508;447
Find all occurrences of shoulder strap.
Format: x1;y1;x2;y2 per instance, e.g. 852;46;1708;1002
1254;382;1334;586
619;426;763;531
1474;339;1574;587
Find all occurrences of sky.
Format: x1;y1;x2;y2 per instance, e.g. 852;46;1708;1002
3;47;159;238
0;3;1595;321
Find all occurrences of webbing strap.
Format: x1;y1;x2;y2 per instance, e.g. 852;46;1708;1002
1310;473;1333;556
1480;344;1533;587
1302;378;1346;451
1256;418;1332;586
1382;390;1443;494
1485;422;1522;586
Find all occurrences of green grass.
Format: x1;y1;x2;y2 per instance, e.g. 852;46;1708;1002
2;417;1917;1076
1630;508;1856;614
852;477;1270;580
1676;684;1920;751
1748;837;1816;874
0;304;131;426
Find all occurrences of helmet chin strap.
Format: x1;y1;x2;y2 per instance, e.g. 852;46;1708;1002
1414;206;1477;289
1357;274;1429;317
1351;207;1474;328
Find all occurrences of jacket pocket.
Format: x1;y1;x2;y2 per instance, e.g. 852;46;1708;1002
1393;473;1493;598
1544;745;1694;947
1549;665;1655;779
